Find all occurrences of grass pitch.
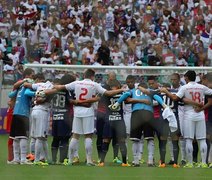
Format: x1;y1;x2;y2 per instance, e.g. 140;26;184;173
0;135;211;180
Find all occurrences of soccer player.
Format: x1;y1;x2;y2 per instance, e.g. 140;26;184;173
24;73;54;165
98;79;130;167
54;69;124;166
96;71;122;164
123;75;144;164
8;68;35;165
51;74;76;164
112;82;164;167
170;73;186;165
161;70;212;168
196;73;212;167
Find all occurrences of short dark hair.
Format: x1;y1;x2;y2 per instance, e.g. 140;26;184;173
184;70;196;81
60;74;76;85
126;75;135;81
205;72;212;83
84;69;95;79
138;82;148;88
171;73;180;80
147;76;157;81
23;68;34;78
108;79;121;89
34;73;45;81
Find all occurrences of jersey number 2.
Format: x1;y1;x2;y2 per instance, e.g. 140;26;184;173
79;88;88;100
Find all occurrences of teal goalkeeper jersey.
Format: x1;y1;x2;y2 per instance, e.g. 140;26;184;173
117;88;154;113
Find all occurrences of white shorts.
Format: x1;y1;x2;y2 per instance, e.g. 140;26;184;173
31;109;50;138
183;120;206;140
72;116;95;135
123;112;131;135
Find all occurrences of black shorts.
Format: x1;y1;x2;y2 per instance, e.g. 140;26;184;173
10;115;29;139
130;110;155;140
103;120;126;141
96;112;107;137
159;117;181;138
206;121;212;136
52;114;72;137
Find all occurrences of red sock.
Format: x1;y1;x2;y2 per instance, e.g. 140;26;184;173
8;138;13;161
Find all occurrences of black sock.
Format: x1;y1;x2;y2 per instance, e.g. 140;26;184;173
119;142;127;164
160;140;167;164
51;147;58;163
59;145;68;163
101;142;110;163
112;140;119;159
193;141;198;163
96;136;103;160
172;140;179;164
206;139;210;164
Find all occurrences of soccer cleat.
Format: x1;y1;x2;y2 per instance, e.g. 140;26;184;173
132;163;140;167
72;157;80;164
121;163;131;167
183;163;193;168
63;159;72;166
168;160;174;165
34;161;48;166
97;162;104;167
113;157;122;164
26;153;35;161
196;163;208;168
86;162;96;166
7;160;20;165
209;163;212;168
181;160;186;166
20;160;33;165
158;163;166;168
173;164;180;168
139;159;145;164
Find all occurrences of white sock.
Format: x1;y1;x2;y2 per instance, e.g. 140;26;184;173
13;139;20;162
30;138;36;154
35;139;42;162
42;139;49;161
147;139;154;164
138;138;144;160
185;139;193;164
132;141;140;164
168;138;174;161
20;138;28;162
179;138;186;161
209;143;212;163
68;138;79;163
73;140;79;158
198;139;207;164
85;138;92;164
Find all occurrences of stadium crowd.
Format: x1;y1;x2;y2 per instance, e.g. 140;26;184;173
0;0;212;84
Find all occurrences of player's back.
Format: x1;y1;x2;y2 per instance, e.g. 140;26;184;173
181;82;206;119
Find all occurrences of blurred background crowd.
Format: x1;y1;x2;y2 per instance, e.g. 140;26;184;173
0;0;211;84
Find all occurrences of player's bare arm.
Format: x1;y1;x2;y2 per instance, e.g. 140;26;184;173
137;85;151;95
53;85;66;91
195;97;212;113
160;87;180;101
125;97;151;105
104;88;124;96
183;98;203;107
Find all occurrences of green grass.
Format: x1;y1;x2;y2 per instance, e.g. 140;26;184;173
0;135;212;180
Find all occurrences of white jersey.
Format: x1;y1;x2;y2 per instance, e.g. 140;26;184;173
176;82;212;121
65;79;106;117
32;81;53;110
